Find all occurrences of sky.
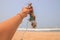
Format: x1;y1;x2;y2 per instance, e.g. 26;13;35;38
0;0;60;28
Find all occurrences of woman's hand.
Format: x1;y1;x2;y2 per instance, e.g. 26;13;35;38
18;5;33;19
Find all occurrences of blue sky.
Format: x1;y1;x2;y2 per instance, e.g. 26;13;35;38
0;0;60;28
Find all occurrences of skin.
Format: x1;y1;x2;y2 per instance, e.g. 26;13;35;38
0;6;33;40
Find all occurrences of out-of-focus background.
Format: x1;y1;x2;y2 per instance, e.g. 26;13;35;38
0;0;60;28
0;0;60;40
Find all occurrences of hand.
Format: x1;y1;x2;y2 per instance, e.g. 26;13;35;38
22;3;33;14
18;6;33;18
22;6;33;15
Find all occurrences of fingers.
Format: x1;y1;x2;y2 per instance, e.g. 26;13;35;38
22;7;29;13
26;6;33;14
24;7;33;13
21;5;33;15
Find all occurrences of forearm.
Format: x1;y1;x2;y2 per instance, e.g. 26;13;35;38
0;13;23;31
0;12;25;40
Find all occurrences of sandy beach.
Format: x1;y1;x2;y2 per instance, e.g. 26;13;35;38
12;31;60;40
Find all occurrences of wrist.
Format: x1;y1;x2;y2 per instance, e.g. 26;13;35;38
17;12;27;19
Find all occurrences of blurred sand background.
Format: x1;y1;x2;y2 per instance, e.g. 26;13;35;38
12;31;60;40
